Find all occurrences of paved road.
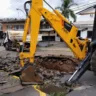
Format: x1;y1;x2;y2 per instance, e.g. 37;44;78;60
0;46;74;57
0;46;17;57
1;46;96;96
0;46;5;51
0;46;49;96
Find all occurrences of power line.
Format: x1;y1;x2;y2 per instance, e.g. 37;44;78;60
71;1;96;11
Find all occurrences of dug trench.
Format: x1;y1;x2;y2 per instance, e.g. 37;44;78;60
0;55;80;95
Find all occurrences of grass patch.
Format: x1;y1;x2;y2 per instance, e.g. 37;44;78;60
39;84;67;96
50;92;65;96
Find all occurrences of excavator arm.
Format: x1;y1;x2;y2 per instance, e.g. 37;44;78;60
19;0;90;85
20;0;43;66
20;0;89;67
40;8;88;59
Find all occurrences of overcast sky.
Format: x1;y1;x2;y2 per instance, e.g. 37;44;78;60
0;0;61;19
0;0;95;19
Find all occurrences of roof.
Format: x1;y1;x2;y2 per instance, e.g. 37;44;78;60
76;5;95;15
74;21;94;25
74;21;94;30
0;19;25;23
0;18;45;23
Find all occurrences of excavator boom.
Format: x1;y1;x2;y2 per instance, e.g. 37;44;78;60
19;0;89;85
20;0;89;66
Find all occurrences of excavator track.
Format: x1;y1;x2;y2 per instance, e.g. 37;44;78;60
90;50;96;75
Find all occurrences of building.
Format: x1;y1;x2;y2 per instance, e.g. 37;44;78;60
74;5;95;40
1;19;25;32
0;19;62;42
74;21;93;40
40;20;62;42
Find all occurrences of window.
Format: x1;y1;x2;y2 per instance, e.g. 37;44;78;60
77;30;81;37
19;25;24;30
42;36;55;41
14;25;19;30
57;34;59;37
7;25;13;30
14;25;24;30
87;31;92;38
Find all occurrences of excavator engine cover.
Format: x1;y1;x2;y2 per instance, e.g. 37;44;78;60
20;63;43;85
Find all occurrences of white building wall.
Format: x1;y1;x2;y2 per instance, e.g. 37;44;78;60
55;34;60;41
77;14;94;22
80;30;87;38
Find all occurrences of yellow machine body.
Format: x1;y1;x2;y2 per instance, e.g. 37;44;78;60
20;0;89;66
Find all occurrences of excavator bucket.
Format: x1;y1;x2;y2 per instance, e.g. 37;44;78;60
20;64;43;85
10;64;43;85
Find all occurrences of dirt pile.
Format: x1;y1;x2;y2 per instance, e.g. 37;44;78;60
35;55;79;73
0;55;79;73
0;56;21;72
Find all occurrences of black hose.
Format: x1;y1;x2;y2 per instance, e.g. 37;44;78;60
24;1;31;17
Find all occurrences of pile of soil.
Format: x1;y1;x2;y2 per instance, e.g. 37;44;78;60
35;55;79;73
0;56;21;72
0;55;79;73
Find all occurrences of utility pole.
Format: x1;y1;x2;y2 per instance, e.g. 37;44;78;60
16;8;26;18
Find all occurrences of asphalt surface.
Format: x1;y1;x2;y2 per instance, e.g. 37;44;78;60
0;46;96;96
0;46;49;96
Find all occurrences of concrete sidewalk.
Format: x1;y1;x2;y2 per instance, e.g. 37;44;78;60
66;71;96;96
0;46;5;51
36;47;74;57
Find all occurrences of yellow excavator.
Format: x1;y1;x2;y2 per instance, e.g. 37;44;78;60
16;0;96;87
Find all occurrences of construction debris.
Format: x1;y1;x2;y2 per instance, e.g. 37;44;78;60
0;55;79;73
0;55;80;94
35;55;79;72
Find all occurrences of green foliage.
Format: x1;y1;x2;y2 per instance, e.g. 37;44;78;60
50;92;65;96
56;0;76;22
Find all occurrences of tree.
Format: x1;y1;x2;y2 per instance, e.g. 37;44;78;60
56;0;76;22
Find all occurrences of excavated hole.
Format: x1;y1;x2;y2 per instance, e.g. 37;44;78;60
0;55;80;95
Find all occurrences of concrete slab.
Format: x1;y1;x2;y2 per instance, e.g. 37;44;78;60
0;86;49;96
0;46;5;51
67;87;96;96
67;71;96;96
